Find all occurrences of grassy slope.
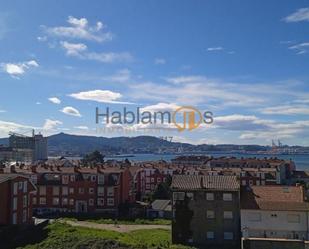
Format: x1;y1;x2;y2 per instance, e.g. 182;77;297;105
18;222;194;249
63;217;171;225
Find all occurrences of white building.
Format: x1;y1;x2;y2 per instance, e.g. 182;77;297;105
241;185;309;240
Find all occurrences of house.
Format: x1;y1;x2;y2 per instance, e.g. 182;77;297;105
0;174;36;225
241;185;309;240
147;199;172;219
171;175;241;249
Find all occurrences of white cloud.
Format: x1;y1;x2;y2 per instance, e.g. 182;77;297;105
154;58;166;65
129;76;264;107
36;102;41;105
0;60;39;78
69;90;133;104
289;42;309;54
207;47;224;51
84;52;133;63
48;97;61;104
284;8;309;23
44;16;113;42
60;41;87;56
74;125;89;130
43;119;63;130
261;105;309;115
60;40;133;63
37;36;47;42
0;120;34;137
141;103;180;113
61;106;82;117
0;110;6;113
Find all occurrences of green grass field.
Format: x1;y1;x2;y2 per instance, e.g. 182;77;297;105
63;217;171;225
18;222;194;249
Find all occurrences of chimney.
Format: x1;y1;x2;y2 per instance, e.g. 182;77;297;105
10;165;16;173
200;176;204;188
31;165;37;173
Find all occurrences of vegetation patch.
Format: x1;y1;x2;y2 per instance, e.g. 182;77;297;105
18;222;195;249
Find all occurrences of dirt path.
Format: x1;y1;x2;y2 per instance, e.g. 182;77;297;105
63;220;171;233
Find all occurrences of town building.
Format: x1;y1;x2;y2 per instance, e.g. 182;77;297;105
0;173;36;225
171;175;241;249
241;185;309;240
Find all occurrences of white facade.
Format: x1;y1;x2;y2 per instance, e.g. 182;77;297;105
241;209;309;240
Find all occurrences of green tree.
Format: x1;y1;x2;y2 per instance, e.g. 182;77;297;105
83;150;105;165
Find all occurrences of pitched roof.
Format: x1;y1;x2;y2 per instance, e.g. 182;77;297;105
151;199;171;211
171;175;239;191
241;186;309;211
0;173;37;191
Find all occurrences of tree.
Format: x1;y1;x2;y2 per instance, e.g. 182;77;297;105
83;150;105;165
152;175;172;200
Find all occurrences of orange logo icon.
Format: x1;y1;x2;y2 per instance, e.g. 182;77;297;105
172;106;202;132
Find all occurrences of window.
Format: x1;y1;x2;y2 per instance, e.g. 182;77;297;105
53;186;60;195
107;187;114;197
89;188;94;194
241;180;247;186
62;198;68;206
12;213;17;225
62;175;69;184
224;211;233;219
53;197;60;205
13;197;17;211
13;182;18;195
107;198;114;206
69;199;74;206
62;186;68;196
97;198;104;206
23;181;27;193
206;210;215;219
23;195;27;208
98;187;104;196
287;214;300;223
206;231;214;239
89;199;94;206
249;180;253;186
70;175;75;182
146;177;150;183
173;192;185;201
39;197;46;205
98;174;104;184
224;232;233;240
151;177;155;183
206;193;214;201
78;188;84;194
256;180;260;186
157;178;161;183
22;209;27;223
91;175;96;182
32;197;37;205
146;184;150;189
69;187;74;194
223;193;232;201
18;181;23;190
39;186;46;195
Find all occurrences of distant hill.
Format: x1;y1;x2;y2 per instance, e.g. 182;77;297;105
0;132;272;156
47;133;191;156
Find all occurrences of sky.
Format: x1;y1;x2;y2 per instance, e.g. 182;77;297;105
0;0;309;146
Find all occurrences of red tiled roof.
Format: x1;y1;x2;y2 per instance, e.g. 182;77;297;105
241;185;309;211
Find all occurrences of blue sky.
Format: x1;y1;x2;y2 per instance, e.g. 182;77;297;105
1;0;309;145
